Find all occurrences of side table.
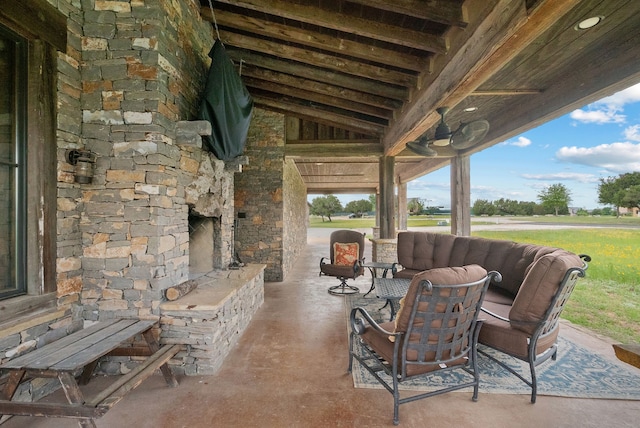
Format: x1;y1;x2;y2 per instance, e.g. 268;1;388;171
373;277;411;320
362;262;397;296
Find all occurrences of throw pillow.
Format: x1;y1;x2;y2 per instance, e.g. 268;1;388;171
334;242;359;266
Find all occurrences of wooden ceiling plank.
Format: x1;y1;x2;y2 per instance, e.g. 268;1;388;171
346;0;467;27
472;89;542;95
474;21;640;156
220;31;417;87
384;0;529;154
255;97;385;136
205;0;447;53
244;77;393;120
241;65;403;110
485;0;636;94
287;139;380;145
286;142;383;158
384;0;582;155
227;50;408;101
202;8;430;72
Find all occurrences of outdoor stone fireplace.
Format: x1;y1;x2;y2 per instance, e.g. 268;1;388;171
158;120;265;376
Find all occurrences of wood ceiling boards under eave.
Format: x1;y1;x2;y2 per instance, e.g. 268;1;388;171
198;0;640;194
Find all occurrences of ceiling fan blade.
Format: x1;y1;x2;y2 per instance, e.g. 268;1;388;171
450;120;490;150
406;137;438;157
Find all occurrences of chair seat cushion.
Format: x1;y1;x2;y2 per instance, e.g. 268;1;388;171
483;286;515;306
320;263;356;278
360;321;467;377
478;301;558;359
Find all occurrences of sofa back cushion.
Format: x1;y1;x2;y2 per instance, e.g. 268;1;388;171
397;232;455;272
396;232;576;301
509;250;583;334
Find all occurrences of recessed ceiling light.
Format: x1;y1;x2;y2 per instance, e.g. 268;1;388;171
574;16;604;31
463;107;478;112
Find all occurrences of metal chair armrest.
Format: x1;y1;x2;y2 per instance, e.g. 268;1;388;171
480;306;510;322
350;306;400;340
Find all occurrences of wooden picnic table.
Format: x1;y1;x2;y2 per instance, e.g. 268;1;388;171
0;318;181;428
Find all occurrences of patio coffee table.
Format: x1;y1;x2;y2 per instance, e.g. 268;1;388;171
374;277;411;320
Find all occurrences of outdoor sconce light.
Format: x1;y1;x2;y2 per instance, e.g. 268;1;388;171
66;149;96;184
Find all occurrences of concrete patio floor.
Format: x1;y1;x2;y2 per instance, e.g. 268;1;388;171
3;228;639;427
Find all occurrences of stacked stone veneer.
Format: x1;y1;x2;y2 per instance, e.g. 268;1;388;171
159;263;265;375
371;238;398;264
3;0;295;391
77;0;215;321
235;109;308;282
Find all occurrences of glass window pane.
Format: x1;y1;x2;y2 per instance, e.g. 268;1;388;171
0;28;21;297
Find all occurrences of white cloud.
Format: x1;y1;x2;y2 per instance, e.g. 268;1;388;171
569;108;625;124
596;82;640;108
509;136;531;147
624;124;640;142
569;83;640;125
521;172;599;183
555;142;640;173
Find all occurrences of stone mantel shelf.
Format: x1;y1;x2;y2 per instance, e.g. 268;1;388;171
160;264;266;311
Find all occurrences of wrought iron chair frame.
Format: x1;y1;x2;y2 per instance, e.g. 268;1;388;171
319;230;366;295
477;255;590;403
349;271;500;425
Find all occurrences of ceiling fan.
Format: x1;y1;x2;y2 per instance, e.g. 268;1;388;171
406;106;490;156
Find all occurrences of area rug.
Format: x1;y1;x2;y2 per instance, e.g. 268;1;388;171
346;294;640;399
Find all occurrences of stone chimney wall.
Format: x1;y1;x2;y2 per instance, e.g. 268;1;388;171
77;0;215;320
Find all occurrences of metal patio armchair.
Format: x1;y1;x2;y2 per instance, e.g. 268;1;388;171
349;265;501;425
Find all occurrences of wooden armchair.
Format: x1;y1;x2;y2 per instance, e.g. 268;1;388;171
349;265;500;425
319;230;365;295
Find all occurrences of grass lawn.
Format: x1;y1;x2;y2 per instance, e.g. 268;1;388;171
473;229;640;345
309;215;640;344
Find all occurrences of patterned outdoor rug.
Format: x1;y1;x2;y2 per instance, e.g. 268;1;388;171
346;294;640;399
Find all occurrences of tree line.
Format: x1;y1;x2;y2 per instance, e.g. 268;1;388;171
309;195;374;222
474;173;640;217
309;173;640;221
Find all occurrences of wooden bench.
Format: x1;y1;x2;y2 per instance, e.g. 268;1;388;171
0;319;181;428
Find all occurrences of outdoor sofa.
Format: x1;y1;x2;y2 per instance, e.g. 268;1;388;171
392;231;590;401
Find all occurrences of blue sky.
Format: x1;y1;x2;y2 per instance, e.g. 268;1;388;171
336;82;640;210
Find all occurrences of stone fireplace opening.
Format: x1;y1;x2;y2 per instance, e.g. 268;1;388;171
189;214;223;273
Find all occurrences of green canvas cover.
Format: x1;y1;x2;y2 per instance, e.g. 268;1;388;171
197;40;253;160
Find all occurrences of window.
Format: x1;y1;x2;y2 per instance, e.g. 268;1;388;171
0;25;27;300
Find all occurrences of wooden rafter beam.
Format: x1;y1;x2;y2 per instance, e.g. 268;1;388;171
205;0;448;53
244;77;393;120
383;0;530;154
226;50;408;101
471;89;542;96
202;8;431;72
219;31;417;87
286;142;383;158
254;96;385;136
346;0;467;27
240;66;403;111
384;0;581;155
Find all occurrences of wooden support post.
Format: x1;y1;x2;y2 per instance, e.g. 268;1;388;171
397;181;407;231
450;154;471;236
379;156;396;239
